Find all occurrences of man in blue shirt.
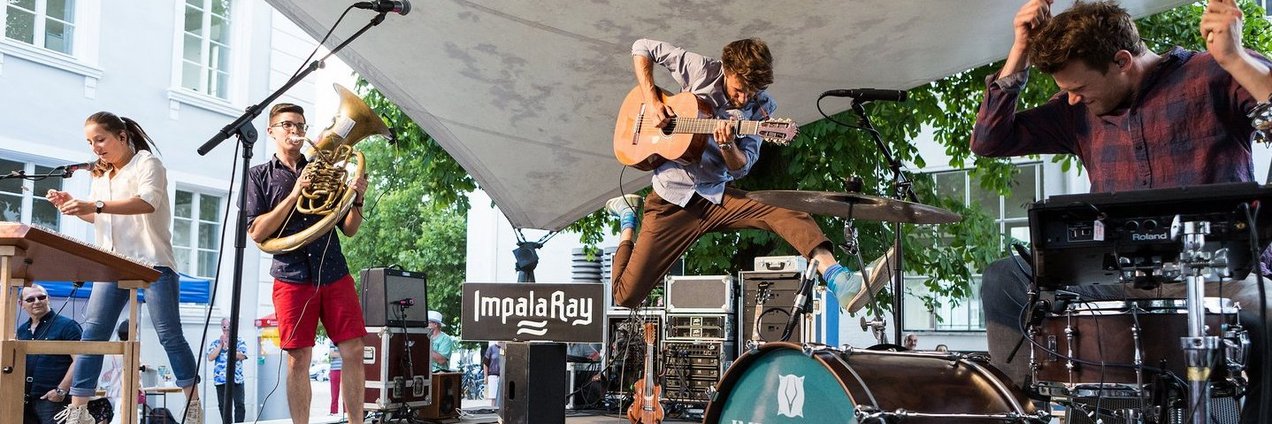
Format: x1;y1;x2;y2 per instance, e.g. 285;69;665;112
607;38;888;312
17;284;81;424
205;318;247;422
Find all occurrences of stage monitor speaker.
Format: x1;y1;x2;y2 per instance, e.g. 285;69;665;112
500;342;567;424
418;372;462;420
360;267;428;327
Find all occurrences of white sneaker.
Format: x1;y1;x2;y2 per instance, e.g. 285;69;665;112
843;243;899;314
53;404;94;424
604;194;642;218
183;398;203;424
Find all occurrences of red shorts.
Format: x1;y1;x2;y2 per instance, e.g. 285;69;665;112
273;274;368;349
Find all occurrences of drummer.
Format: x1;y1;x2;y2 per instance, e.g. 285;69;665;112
604;37;894;314
972;1;1272;422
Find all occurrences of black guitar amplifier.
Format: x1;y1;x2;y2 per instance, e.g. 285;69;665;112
360;267;429;327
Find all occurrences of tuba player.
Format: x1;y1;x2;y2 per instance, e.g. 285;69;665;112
245;103;368;424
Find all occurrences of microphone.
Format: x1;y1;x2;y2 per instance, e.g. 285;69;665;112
390;297;416;307
819;88;908;103
353;0;411;15
59;161;97;177
781;259;819;342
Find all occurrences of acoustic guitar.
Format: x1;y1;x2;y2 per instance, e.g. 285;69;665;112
627;322;664;424
613;86;798;171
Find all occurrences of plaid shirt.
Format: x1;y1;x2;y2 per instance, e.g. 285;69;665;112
972;47;1267;192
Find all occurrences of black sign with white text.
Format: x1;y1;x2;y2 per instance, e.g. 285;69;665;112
461;282;603;343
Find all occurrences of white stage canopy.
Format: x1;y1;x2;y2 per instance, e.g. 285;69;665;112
266;0;1187;231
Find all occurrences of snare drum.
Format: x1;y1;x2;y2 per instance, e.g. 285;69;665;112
1031;297;1245;398
704;342;1041;423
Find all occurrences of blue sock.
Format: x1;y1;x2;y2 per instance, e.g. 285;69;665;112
822;263;859;305
620;211;637;231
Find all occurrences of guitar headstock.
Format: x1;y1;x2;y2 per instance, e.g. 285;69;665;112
643;322;656;345
758;118;798;145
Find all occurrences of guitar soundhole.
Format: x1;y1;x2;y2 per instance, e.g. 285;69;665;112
661;120;677;136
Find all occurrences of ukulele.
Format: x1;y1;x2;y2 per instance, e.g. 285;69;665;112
627;322;664;424
613;85;798;171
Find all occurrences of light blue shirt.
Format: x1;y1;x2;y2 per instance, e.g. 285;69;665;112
631;39;777;207
207;338;247;385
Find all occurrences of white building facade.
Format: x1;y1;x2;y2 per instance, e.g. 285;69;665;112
1;1;354;422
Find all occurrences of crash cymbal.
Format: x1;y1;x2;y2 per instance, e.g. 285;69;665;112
747;190;961;224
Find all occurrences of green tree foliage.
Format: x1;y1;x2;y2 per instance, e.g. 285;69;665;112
344;2;1270;319
338;80;474;332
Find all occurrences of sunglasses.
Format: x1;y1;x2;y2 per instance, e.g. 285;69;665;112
24;294;48;303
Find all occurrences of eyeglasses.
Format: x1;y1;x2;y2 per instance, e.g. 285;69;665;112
24;294;48;303
270;121;308;132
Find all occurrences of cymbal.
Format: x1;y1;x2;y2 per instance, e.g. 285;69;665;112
747;190;961;224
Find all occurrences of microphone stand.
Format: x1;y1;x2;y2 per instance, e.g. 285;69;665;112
195;11;392;424
850;100;916;346
781;259;819;342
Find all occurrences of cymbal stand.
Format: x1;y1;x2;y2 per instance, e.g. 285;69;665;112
840;220;887;345
850;100;917;344
1178;220;1222;424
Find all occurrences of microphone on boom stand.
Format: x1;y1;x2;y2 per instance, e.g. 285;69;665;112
781;259;819;342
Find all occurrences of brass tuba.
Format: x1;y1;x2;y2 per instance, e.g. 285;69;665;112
256;84;392;254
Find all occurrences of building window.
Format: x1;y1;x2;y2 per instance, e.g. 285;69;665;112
5;0;76;54
933;162;1044;245
173;189;223;279
903;277;985;332
179;0;232;99
901;162;1045;332
0;158;64;231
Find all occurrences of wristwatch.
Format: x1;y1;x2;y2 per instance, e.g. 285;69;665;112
54;387;67;397
94;200;105;214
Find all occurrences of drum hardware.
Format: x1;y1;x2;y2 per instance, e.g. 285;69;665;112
1180;220;1221;424
748;187;960;345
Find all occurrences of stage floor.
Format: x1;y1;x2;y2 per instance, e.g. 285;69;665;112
446;403;702;423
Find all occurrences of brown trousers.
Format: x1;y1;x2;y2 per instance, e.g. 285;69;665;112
611;187;831;308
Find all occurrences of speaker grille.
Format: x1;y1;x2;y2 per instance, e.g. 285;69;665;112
665;275;733;313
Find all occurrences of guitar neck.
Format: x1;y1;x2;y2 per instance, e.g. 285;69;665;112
667;117;763;136
644;338;654;398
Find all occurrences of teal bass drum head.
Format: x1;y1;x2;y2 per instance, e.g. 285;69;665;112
709;345;857;423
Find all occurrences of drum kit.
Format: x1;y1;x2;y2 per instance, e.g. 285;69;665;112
700;184;1271;423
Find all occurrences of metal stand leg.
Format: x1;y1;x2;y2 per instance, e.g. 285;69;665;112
1180;221;1219;424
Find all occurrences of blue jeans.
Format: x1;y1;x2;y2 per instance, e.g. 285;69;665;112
69;267;198;396
25;397;69;424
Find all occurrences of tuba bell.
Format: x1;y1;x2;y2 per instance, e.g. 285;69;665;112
256;83;392;254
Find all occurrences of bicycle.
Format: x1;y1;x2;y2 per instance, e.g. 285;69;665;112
460;363;486;400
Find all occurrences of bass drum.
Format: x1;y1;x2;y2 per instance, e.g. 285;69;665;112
704;343;1042;423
